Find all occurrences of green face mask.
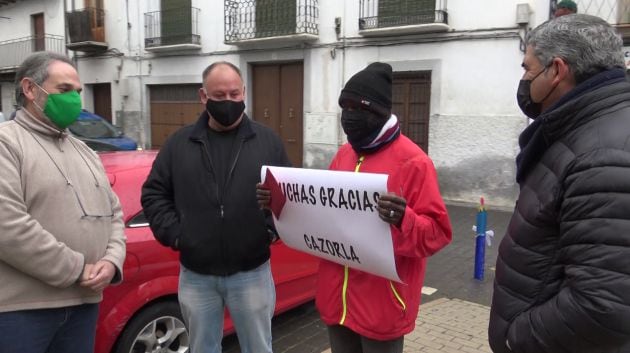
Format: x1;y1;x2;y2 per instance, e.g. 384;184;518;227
34;82;82;129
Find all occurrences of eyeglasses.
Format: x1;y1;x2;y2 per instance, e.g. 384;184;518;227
27;128;114;219
67;182;114;219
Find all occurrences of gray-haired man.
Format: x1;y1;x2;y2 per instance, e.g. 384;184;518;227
0;52;126;352
488;14;630;353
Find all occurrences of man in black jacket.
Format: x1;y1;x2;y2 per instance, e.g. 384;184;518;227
489;14;630;353
141;62;290;353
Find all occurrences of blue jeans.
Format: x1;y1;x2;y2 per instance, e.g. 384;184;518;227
0;303;99;353
179;260;275;353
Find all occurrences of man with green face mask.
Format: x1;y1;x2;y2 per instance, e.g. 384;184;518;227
0;52;126;353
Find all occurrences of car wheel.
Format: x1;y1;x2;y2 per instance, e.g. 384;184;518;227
114;301;189;353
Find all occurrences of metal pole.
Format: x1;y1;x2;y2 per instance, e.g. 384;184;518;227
474;197;487;280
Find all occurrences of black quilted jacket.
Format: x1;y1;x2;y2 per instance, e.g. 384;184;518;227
489;69;630;353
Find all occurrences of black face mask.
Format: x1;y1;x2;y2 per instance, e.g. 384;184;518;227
341;109;387;150
516;67;555;119
206;99;245;126
516;80;543;119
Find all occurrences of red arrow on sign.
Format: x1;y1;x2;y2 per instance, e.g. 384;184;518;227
262;168;287;219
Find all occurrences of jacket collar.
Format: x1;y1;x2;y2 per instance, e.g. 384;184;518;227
541;68;629;143
189;110;255;142
14;108;68;139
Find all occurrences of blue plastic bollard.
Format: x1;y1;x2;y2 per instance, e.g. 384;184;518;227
474;197;487;280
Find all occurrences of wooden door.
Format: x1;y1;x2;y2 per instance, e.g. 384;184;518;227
149;84;203;149
86;0;103;7
32;13;45;51
85;0;105;42
253;62;304;167
392;71;431;152
93;83;112;122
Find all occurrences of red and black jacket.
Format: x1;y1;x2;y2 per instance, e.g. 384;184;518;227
316;133;452;340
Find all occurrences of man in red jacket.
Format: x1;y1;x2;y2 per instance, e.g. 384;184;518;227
256;62;452;352
317;62;451;352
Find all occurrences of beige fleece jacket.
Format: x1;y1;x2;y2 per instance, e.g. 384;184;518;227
0;109;126;313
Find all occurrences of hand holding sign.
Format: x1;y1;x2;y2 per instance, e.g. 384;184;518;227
260;165;402;283
377;192;407;227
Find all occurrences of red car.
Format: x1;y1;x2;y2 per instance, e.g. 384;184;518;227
95;151;319;353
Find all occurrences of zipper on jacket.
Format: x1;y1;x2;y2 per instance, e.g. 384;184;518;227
354;156;365;172
339;265;350;325
56;135;64;152
390;281;406;313
218;138;244;220
199;140;222;217
339;155;366;325
198;138;228;269
198;136;247;272
224;139;244;198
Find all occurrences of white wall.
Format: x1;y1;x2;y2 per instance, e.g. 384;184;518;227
0;0;65;41
299;0;536;207
0;83;14;118
47;0;564;207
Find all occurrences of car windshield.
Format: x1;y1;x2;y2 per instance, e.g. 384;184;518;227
69;118;119;139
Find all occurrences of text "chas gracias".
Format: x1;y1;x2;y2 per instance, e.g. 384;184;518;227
280;182;380;211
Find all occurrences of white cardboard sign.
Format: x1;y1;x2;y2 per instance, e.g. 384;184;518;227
261;166;402;282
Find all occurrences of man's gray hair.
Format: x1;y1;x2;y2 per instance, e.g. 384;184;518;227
525;14;624;84
14;51;75;106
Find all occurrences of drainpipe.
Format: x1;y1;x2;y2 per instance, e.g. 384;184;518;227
136;1;147;148
338;0;347;146
63;0;70;58
125;0;132;53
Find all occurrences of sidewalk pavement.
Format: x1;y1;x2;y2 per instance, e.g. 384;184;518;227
402;298;492;353
423;203;512;306
223;203;513;353
321;297;492;353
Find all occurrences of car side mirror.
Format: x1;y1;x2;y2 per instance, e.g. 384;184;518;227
114;126;123;137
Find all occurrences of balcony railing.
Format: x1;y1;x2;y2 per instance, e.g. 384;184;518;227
0;35;65;72
144;7;200;49
66;7;108;51
359;0;447;30
224;0;319;43
0;0;19;8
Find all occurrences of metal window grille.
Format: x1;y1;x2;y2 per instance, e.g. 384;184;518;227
144;7;200;47
224;0;319;42
0;35;65;72
359;0;447;30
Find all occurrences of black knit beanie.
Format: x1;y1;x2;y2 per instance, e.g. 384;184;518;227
339;62;392;118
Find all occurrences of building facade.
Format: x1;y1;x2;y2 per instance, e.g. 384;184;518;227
1;0;628;207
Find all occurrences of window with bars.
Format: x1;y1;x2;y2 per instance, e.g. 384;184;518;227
378;0;436;27
359;0;447;30
255;0;296;37
550;0;629;24
224;0;319;42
